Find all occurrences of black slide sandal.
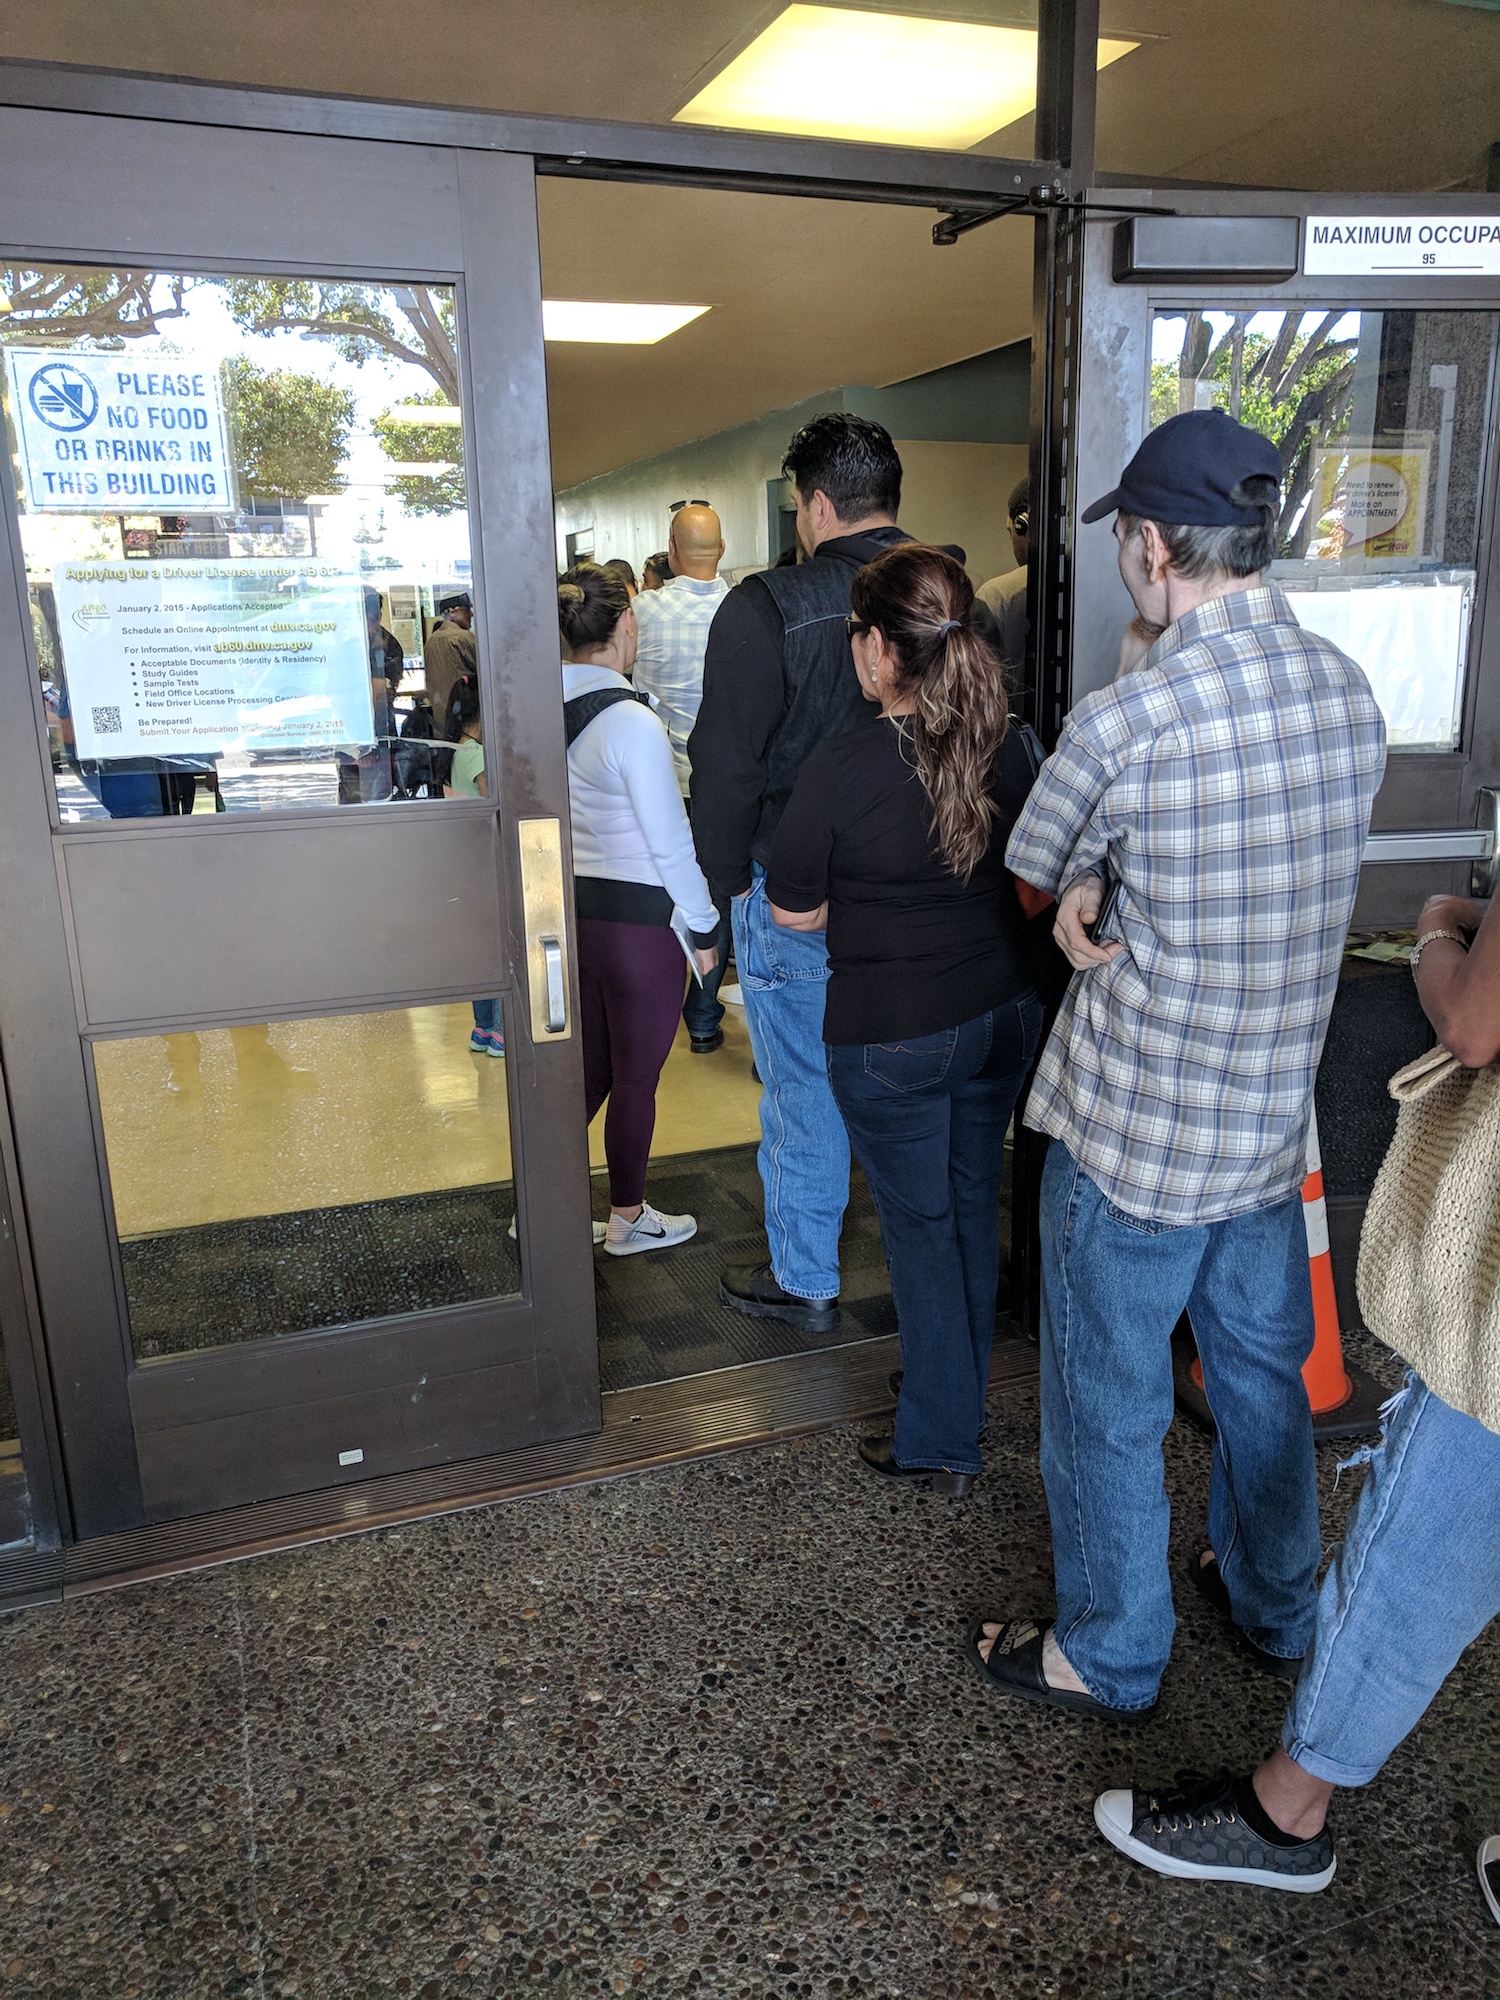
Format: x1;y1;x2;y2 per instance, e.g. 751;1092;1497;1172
964;1618;1155;1721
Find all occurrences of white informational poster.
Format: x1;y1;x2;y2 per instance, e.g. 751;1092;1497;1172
3;348;235;514
1284;578;1472;750
52;560;376;759
1303;216;1500;278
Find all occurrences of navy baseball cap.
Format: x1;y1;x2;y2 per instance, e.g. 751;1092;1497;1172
1081;409;1282;527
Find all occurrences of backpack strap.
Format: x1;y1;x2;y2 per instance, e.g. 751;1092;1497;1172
563;685;651;748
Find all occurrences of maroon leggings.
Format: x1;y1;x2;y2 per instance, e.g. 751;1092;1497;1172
576;917;688;1207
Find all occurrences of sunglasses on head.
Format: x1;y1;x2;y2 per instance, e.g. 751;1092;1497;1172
669;499;711;513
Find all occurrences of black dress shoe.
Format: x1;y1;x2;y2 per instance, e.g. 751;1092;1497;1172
718;1263;840;1333
1187;1554;1304;1683
857;1434;974;1499
689;1028;725;1054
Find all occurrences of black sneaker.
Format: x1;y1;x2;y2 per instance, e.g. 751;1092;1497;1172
1094;1771;1335;1892
689;1029;725;1054
718;1263;840;1333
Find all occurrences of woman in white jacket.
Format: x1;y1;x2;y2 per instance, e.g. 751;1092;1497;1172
558;564;719;1255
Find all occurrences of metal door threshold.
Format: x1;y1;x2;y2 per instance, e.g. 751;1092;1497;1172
3;1335;1039;1610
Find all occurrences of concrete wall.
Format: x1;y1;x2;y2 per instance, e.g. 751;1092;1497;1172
896;441;1029;587
554;341;1031;585
553;392;841;582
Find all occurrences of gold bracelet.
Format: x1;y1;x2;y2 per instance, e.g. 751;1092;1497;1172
1410;928;1468;975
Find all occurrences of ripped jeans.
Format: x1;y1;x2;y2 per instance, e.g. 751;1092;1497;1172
1284;1372;1500;1787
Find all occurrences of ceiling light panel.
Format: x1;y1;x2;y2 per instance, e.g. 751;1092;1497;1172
541;301;711;344
677;5;1136;150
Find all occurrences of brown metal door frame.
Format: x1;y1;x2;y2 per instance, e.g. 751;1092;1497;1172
0;61;1071;1544
0;110;603;1533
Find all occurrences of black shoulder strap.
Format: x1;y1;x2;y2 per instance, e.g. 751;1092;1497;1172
563;685;651;748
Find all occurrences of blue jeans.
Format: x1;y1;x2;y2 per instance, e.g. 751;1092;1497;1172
1039;1144;1320;1710
828;995;1044;1473
732;874;848;1300
1284;1373;1500;1786
472;998;503;1036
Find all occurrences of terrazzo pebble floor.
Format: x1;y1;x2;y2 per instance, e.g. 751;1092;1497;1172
2;1353;1498;2000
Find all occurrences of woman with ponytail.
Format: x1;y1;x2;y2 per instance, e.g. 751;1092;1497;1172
767;543;1042;1496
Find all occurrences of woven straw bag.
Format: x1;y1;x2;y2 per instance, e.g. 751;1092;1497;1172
1356;1043;1500;1436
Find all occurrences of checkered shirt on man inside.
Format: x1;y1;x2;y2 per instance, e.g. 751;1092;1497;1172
1006;583;1386;1227
632;571;729;795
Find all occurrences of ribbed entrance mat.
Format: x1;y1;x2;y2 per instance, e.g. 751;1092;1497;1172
114;1144;913;1390
591;1143;896;1391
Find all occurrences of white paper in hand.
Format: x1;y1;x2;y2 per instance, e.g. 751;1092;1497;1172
671;906;707;987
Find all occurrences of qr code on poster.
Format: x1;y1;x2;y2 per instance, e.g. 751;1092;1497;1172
91;705;123;735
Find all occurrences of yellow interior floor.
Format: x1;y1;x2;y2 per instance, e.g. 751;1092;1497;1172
94;1001;763;1238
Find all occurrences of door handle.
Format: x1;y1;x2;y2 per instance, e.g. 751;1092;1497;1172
541;936;567;1033
517;818;572;1041
1473;788;1500;900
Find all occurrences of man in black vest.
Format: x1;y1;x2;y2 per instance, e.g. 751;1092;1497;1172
689;414;913;1333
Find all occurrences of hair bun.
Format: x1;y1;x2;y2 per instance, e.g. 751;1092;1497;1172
558;582;585;604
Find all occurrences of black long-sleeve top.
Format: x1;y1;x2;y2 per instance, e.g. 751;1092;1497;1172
687;527;918;899
767;718;1037;1045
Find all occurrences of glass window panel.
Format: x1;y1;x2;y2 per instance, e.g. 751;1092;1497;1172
1;264;485;818
0;1331;31;1549
1149;307;1499;748
92;1002;519;1361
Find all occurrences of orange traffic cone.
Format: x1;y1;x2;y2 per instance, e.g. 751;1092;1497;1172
1172;1108;1385;1441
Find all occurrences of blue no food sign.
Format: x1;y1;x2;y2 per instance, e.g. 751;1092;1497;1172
3;347;235;514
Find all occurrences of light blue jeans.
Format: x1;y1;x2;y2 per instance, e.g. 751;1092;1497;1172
731;874;848;1301
1284;1373;1500;1786
1040;1143;1320;1711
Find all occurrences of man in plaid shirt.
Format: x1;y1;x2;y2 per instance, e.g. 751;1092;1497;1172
633;504;730;1051
970;411;1386;1720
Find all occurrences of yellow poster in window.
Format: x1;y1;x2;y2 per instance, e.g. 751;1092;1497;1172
1309;443;1430;559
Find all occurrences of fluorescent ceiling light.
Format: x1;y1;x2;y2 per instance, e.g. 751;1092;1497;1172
541;301;710;344
677;5;1137;150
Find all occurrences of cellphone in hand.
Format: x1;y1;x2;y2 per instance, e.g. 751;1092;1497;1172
1083;880;1120;944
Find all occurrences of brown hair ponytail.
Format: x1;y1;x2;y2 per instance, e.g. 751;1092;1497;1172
849;544;1010;880
558;561;632;656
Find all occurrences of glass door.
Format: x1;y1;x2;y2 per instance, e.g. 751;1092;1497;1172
0;109;597;1534
1068;195;1500;927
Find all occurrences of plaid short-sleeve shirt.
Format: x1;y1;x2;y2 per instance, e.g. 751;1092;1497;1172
1007;585;1387;1225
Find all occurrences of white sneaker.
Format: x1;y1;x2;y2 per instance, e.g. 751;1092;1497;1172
603;1202;697;1257
508;1216;608;1245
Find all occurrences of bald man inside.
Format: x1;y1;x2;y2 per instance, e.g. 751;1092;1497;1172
632;503;732;1051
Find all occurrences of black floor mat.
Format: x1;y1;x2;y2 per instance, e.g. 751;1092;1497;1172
115;1143;902;1389
591;1143;896;1392
121;1182;523;1359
